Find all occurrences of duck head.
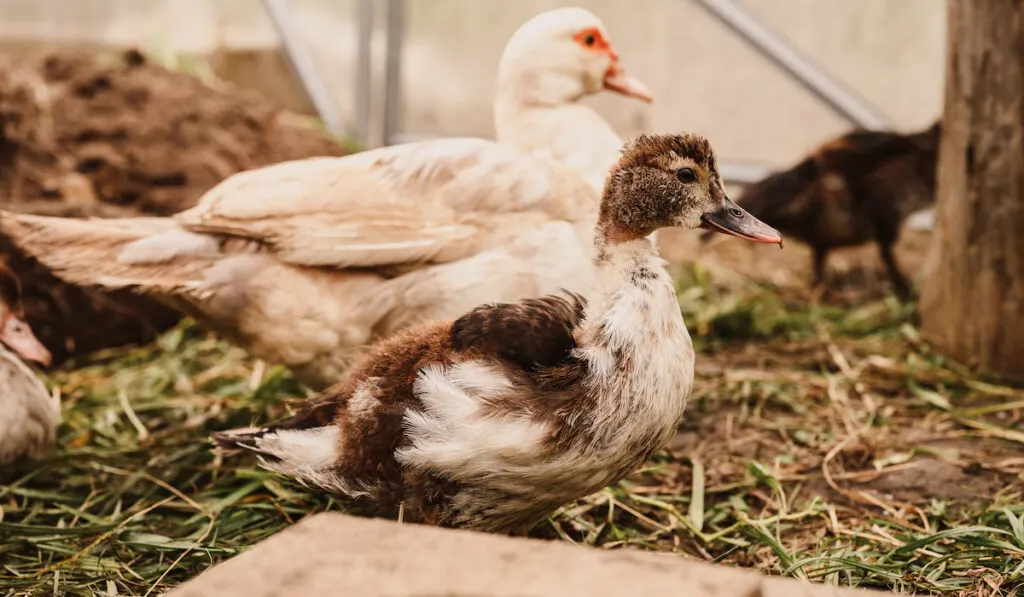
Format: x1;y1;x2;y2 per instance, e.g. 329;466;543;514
497;7;653;106
598;133;784;245
0;302;51;367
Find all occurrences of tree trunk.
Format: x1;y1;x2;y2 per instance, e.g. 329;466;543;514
919;0;1024;381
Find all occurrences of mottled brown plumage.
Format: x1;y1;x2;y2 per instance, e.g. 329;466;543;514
600;134;722;242
451;292;586;372
211;132;781;534
705;121;940;296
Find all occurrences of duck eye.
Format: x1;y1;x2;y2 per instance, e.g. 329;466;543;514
583;34;596;47
676;168;697;183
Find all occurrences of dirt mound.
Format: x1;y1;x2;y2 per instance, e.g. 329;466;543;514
0;49;352;364
0;48;348;215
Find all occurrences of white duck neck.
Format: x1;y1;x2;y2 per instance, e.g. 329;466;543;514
494;95;622;192
589;233;669;296
573;229;693;443
496;68;587;108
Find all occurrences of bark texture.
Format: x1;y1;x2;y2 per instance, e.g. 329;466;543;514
920;0;1024;381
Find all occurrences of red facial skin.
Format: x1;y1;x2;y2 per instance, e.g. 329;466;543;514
573;27;654;103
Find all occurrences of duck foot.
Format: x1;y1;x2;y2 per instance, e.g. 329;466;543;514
809;282;828;307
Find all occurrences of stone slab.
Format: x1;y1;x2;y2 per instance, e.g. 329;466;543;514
169;513;896;597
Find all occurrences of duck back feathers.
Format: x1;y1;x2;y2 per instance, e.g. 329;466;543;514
450;292;586;373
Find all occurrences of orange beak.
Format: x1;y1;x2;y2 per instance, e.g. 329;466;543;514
603;50;653;103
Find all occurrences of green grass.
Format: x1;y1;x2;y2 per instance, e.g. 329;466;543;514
1;269;1023;595
0;329;334;594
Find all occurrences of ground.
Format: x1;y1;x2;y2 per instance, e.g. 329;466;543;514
1;227;1022;597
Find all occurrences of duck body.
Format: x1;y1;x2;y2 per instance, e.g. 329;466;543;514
0;344;57;468
0;8;652;389
0;304;56;469
213;133;783;533
1;139;598;390
0;50;349;364
719;121;940;295
219;238;692;532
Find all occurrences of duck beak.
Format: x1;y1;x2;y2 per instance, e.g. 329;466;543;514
1;315;52;366
603;63;653;103
701;196;783;246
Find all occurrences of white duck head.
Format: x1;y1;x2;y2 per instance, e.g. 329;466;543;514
0;297;51;367
496;7;652;107
494;8;653;191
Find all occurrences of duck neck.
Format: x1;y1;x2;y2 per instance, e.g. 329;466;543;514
494;89;622;192
496;68;585;108
588;228;671;309
575;226;694;440
580;224;685;353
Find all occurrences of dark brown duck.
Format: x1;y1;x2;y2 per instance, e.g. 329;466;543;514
704;121;940;297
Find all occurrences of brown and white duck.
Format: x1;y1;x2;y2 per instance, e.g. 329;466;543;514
0;296;56;469
211;133;782;534
0;8;651;391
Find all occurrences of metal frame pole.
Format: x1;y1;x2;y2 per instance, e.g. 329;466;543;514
382;0;406;147
355;0;375;145
693;0;893;130
273;0;886;183
261;0;346;137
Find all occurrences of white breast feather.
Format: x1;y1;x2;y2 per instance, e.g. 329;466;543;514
396;361;548;480
588;251;693;446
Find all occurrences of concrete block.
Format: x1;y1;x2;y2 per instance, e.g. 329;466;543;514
169;513;895;597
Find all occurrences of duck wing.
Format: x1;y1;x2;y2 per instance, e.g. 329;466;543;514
450;290;587;372
174;137;596;269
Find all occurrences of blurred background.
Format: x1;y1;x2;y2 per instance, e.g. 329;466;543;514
0;0;945;175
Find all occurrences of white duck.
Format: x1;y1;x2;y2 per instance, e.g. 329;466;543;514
0;298;56;469
0;8;651;391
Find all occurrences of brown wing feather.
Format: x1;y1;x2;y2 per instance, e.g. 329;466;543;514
210;387;345;451
450;291;587;372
